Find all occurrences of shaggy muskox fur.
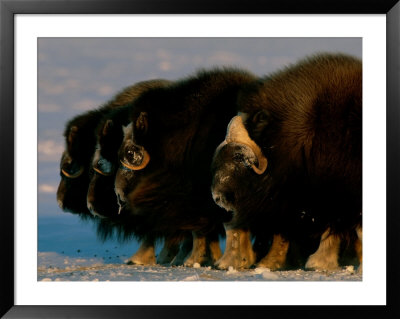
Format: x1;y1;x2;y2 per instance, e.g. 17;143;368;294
115;68;256;266
211;54;362;270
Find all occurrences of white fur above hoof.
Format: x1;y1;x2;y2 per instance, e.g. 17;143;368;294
214;251;253;270
256;259;283;271
183;254;212;267
127;240;156;266
305;253;339;271
126;255;156;266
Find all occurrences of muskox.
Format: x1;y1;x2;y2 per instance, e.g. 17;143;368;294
86;79;187;265
211;54;362;271
115;68;256;266
86;79;170;218
57;80;169;216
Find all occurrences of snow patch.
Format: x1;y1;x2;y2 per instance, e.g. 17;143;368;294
182;274;200;281
37;251;362;282
261;271;279;280
227;266;237;274
345;265;355;274
254;267;270;274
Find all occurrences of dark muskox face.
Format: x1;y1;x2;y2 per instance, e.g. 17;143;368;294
57;125;92;214
86;119;122;217
92;120;119;177
114;112;150;211
57;175;90;214
211;113;268;214
60;126;85;179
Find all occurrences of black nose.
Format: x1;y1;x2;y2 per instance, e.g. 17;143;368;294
214;195;221;204
224;191;235;205
212;190;235;207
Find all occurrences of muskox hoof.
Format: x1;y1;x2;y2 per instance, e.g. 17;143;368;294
305;253;339;271
305;229;340;271
183;233;222;267
215;228;256;270
215;251;255;270
256;234;289;270
256;258;284;271
127;254;156;266
184;255;209;267
127;240;156;266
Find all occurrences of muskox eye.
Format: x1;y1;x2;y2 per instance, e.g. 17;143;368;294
233;153;244;163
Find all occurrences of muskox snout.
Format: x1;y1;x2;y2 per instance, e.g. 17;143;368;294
56;180;66;209
211;171;237;212
86;181;99;217
212;189;236;211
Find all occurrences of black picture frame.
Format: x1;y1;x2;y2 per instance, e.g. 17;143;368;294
1;0;399;318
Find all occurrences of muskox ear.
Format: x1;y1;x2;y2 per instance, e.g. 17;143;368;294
102;119;113;136
136;112;148;134
252;110;270;136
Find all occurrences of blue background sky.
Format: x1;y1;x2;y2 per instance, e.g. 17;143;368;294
38;38;362;256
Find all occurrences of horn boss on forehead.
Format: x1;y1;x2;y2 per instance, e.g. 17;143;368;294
120;122;151;171
224;115;268;175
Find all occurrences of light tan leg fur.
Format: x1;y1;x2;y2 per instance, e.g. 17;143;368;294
257;234;289;270
215;226;256;270
305;228;340;271
127;238;156;265
355;225;362;273
184;232;222;267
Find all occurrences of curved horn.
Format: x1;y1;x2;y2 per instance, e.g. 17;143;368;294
61;166;84;178
225;115;268;175
120;150;150;171
251;157;268;175
93;166;113;176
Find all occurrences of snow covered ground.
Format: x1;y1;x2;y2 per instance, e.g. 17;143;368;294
38;252;361;281
38;215;361;282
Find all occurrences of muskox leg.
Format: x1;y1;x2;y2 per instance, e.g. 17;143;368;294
215;226;256;270
305;228;340;271
256;234;289;270
355;225;362;273
184;231;222;267
170;236;193;266
157;237;181;265
127;238;156;266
